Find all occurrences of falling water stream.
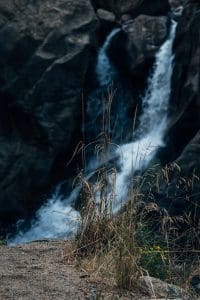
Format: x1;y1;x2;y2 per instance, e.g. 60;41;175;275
113;21;177;211
9;21;177;245
96;28;121;87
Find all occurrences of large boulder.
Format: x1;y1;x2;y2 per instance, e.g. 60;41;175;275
169;0;185;9
91;0;170;19
92;0;170;45
122;15;168;73
138;276;191;299
0;0;98;229
107;15;168;77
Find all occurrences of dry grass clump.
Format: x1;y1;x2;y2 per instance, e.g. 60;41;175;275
74;161;200;295
75;167;141;290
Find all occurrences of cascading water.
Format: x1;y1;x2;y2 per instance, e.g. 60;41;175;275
96;28;120;87
112;21;177;211
9;21;177;245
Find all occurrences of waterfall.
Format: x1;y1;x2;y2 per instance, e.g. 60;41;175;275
113;21;177;211
96;28;120;87
9;21;177;245
137;21;177;136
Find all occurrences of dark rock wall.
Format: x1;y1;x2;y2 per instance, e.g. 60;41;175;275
0;0;98;226
162;0;200;163
156;0;200;217
116;15;168;73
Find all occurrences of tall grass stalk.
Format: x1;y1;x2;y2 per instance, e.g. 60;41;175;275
74;88;199;296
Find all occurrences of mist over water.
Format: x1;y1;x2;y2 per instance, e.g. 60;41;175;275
9;22;177;245
9;186;80;245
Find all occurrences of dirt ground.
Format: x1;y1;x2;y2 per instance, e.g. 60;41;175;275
0;240;146;300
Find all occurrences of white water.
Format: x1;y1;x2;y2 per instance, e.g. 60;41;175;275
138;22;177;135
96;28;120;86
113;21;177;211
9;186;80;245
9;22;177;245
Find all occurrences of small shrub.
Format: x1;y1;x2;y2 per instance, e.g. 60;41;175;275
0;237;6;246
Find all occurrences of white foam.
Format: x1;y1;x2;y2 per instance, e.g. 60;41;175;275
9;187;80;245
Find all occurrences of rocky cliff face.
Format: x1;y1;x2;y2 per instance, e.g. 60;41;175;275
0;0;98;229
165;0;200;160
156;0;200;217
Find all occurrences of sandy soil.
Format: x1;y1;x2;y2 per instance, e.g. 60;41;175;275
0;240;144;300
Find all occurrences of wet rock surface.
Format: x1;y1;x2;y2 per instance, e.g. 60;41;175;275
121;15;168;72
91;0;170;19
161;0;200;174
167;0;200;151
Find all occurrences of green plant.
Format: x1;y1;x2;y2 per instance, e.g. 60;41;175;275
134;224;168;280
0;238;6;246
